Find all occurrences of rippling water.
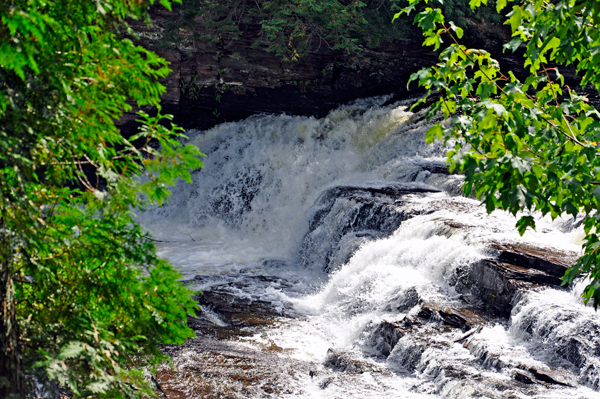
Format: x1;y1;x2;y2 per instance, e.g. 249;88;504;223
139;96;600;398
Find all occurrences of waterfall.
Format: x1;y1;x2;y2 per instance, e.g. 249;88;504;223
139;95;600;398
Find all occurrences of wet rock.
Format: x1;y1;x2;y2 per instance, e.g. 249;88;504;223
417;303;485;330
383;286;421;313
386;336;424;372
514;370;535;384
158;335;312;398
318;377;335;389
521;366;574;387
323;349;376;374
489;242;576;279
511;295;600;390
446;239;579;319
452;257;569;318
366;320;404;357
465;326;578;390
327;232;375;272
300;184;439;272
511;366;573;387
465;339;508;372
412;159;450;175
184;275;296;339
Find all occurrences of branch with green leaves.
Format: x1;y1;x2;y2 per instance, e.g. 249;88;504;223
396;0;600;306
1;0;205;397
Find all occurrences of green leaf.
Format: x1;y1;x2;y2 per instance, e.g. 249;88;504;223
449;21;464;39
506;6;524;32
58;342;85;360
592;186;600;201
516;215;536;235
504;38;523;52
484;101;508;116
469;0;488;11
511;157;531;174
408;68;430;88
497;0;507;13
426;124;444;144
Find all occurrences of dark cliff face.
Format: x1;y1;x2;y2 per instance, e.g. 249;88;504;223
120;6;591;134
120;7;444;132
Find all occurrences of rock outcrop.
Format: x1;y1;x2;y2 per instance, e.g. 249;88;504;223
120;7;437;133
451;243;578;318
298;184;439;272
119;5;599;137
121;7;512;133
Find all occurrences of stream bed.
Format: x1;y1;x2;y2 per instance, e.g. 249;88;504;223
139;96;600;398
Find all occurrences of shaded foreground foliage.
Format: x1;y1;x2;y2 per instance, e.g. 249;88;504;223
399;0;600;305
0;0;203;397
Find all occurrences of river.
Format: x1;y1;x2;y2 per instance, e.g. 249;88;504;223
139;95;600;398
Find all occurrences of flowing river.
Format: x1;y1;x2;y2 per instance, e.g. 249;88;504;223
139;96;600;398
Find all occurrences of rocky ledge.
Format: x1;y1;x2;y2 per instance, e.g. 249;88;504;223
299;181;580;318
120;6;598;137
120;5;543;133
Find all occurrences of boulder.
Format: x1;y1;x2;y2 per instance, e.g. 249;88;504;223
323;348;378;374
383;286;421;313
451;242;578;318
299;184;439;272
365;320;404;357
417;303;485;331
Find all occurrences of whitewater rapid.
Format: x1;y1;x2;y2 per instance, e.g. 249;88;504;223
140;95;600;398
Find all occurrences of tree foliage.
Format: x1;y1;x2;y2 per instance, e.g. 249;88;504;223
0;0;204;397
162;0;402;60
161;0;502;61
397;0;600;305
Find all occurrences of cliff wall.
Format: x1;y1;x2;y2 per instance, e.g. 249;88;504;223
119;5;589;133
119;7;445;132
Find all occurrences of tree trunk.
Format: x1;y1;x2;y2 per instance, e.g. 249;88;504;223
0;220;22;399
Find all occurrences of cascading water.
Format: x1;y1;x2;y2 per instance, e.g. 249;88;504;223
139;96;600;398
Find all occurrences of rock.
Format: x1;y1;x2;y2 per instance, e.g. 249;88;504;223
417;303;485;331
184;275;295;339
514;370;535;385
452;254;571;318
158;334;314;398
122;8;442;133
465;339;509;372
326;232;376;272
489;242;576;279
319;377;335;389
510;295;600;390
383;286;421;313
446;240;579;318
366;320;404;357
386;336;424;372
299;184;439;272
512;367;574;387
523;367;573;387
118;4;596;137
323;349;376;374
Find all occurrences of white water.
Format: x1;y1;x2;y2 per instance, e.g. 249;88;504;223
140;96;600;398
